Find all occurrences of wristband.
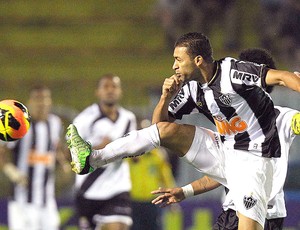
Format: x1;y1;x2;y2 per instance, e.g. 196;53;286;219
182;184;194;198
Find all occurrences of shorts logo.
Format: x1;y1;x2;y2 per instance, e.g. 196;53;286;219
219;94;232;106
243;194;257;210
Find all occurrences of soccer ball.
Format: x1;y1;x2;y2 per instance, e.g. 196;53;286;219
0;99;31;142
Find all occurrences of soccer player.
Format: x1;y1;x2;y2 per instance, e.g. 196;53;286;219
0;85;68;230
151;47;296;230
72;74;137;230
66;32;300;230
151;100;298;230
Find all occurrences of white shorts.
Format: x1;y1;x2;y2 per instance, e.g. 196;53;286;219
224;149;273;227
8;200;60;230
183;126;273;227
182;127;227;187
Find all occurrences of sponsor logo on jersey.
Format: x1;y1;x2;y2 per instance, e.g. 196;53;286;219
28;150;54;166
214;116;248;136
219;94;232;106
196;101;202;107
169;90;185;110
243;194;257;210
231;70;259;83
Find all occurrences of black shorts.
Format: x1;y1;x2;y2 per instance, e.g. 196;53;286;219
75;192;132;228
264;217;284;230
212;209;284;230
213;209;238;230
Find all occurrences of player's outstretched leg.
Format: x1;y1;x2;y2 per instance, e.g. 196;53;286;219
66;123;161;174
292;113;300;135
66;124;94;174
66;122;195;175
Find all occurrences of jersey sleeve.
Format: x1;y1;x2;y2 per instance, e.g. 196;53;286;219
168;82;200;120
232;59;270;90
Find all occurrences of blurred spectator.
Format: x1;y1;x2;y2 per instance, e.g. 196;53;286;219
278;0;300;69
258;0;283;55
0;85;69;230
153;0;189;50
154;0;241;51
73;73;137;230
128;119;178;230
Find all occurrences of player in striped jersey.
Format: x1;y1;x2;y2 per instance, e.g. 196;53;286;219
72;74;137;230
151;104;298;230
67;32;300;229
213;48;294;230
151;47;296;230
0;85;67;230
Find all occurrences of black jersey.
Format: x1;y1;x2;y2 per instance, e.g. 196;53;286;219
168;57;280;158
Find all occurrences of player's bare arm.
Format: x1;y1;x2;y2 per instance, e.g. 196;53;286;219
266;69;300;92
151;187;185;207
152;75;183;124
193;176;221;195
151;175;222;208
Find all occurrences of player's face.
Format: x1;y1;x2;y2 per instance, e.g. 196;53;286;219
96;77;122;106
172;46;202;83
28;89;52;121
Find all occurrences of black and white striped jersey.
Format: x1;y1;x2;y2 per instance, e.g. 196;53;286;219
74;103;137;200
168;57;281;158
9;114;62;205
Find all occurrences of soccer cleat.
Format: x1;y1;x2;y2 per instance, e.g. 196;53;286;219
291;113;300;135
66;124;94;174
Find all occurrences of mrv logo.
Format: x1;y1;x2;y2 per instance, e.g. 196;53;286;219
231;70;259;83
169;89;185;110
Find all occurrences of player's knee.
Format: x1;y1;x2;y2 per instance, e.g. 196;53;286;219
156;122;179;140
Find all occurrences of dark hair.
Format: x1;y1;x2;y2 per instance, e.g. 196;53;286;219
238;48;276;93
30;84;50;93
97;73;121;87
238;48;276;69
175;32;214;63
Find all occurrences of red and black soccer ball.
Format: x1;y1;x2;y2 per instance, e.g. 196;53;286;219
0;99;31;142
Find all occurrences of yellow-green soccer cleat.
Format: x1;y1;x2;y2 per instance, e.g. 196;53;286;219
291;113;300;135
66;124;94;174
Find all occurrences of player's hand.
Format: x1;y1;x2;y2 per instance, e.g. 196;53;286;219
3;163;28;186
151;187;185;207
161;75;183;99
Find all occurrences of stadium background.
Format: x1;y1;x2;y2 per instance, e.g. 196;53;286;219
0;0;300;229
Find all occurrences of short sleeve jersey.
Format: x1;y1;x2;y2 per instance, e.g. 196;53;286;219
9;114;62;205
73;103;137;200
168;57;280;158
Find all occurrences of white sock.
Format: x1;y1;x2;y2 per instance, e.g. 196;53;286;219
90;124;161;168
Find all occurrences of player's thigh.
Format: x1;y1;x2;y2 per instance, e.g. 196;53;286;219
157;122;195;157
99;222;130;230
238;213;263;230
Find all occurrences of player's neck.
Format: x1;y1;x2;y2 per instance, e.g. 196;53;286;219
199;61;217;85
100;103;118;121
